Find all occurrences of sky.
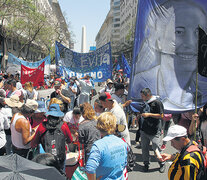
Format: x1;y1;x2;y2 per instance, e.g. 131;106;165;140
58;0;110;53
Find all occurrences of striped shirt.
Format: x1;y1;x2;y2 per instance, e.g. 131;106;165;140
168;143;205;180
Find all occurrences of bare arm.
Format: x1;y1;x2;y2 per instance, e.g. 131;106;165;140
86;173;96;180
189;113;200;136
16;118;35;145
141;113;163;119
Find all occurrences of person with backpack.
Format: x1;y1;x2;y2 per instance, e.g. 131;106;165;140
31;103;73;170
161;125;206;180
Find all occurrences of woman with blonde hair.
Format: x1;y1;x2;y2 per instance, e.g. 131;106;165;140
85;112;128;180
78;103;101;164
48;98;64;112
24;81;38;100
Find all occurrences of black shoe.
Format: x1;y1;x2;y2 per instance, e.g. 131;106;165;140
144;164;149;172
159;163;166;173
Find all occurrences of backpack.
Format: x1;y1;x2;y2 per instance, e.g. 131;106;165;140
42;121;66;163
122;138;136;172
184;141;207;180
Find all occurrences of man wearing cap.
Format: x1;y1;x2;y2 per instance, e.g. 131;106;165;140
10;99;38;158
161;125;205;180
99;92;131;145
99;79;114;95
50;80;71;113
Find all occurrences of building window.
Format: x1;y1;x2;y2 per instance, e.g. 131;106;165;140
114;24;120;27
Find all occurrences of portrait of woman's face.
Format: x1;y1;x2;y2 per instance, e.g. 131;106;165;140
173;2;207;73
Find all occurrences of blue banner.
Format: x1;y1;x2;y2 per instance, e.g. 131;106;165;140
55;41;112;82
122;54;131;78
130;0;207;112
7;53;51;75
116;63;121;71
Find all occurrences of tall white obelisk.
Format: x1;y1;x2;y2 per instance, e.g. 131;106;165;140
81;25;87;53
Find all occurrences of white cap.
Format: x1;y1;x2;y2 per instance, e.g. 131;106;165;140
163;125;187;141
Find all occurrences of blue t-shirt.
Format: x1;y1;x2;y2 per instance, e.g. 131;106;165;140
85;135;128;180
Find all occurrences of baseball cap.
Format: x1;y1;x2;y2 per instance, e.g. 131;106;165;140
99;92;112;101
54;80;61;86
163;125;187;141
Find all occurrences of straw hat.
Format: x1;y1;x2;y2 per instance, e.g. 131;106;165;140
5;95;23;108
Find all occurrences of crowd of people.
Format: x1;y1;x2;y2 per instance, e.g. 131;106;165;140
0;70;207;180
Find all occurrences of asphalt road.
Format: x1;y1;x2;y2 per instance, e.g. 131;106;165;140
37;85;176;180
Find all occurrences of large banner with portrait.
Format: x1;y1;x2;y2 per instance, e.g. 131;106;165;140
130;0;207;112
7;53;51;75
55;41;112;82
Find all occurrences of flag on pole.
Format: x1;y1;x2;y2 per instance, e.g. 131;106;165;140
122;54;131;78
198;27;207;77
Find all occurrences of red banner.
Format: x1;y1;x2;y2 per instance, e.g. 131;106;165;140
21;62;45;87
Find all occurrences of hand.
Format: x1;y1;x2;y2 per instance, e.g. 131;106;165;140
141;113;151;118
124;100;132;107
192;113;199;124
56;89;61;95
161;153;173;161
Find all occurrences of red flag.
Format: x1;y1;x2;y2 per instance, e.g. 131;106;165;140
21;62;45;87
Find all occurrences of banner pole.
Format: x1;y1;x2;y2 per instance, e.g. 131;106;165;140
194;26;199;140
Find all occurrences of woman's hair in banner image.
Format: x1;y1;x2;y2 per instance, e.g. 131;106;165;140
132;0;207;110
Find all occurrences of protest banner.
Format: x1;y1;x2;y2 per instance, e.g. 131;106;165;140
55;41;112;82
21;62;45;87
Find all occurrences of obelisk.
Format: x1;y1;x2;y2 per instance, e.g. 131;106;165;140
81;26;86;53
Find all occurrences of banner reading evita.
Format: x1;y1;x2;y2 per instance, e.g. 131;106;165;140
55;41;112;82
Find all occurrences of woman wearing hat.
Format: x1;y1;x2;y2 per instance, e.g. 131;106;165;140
99;79;114;95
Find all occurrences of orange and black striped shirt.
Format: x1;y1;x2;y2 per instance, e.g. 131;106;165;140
168;147;204;180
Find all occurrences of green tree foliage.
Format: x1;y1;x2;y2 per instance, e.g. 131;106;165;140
0;0;71;61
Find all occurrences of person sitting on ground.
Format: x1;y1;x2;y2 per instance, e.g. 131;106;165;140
85;112;128;180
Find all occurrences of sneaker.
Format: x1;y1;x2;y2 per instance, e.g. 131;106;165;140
144;164;149;172
161;144;166;150
135;142;141;148
159;163;166;173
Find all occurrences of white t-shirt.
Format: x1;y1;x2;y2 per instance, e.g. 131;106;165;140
109;101;131;146
111;94;123;104
0;109;10;148
63;111;84;125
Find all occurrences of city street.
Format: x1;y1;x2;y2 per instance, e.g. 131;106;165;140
38;86;175;179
